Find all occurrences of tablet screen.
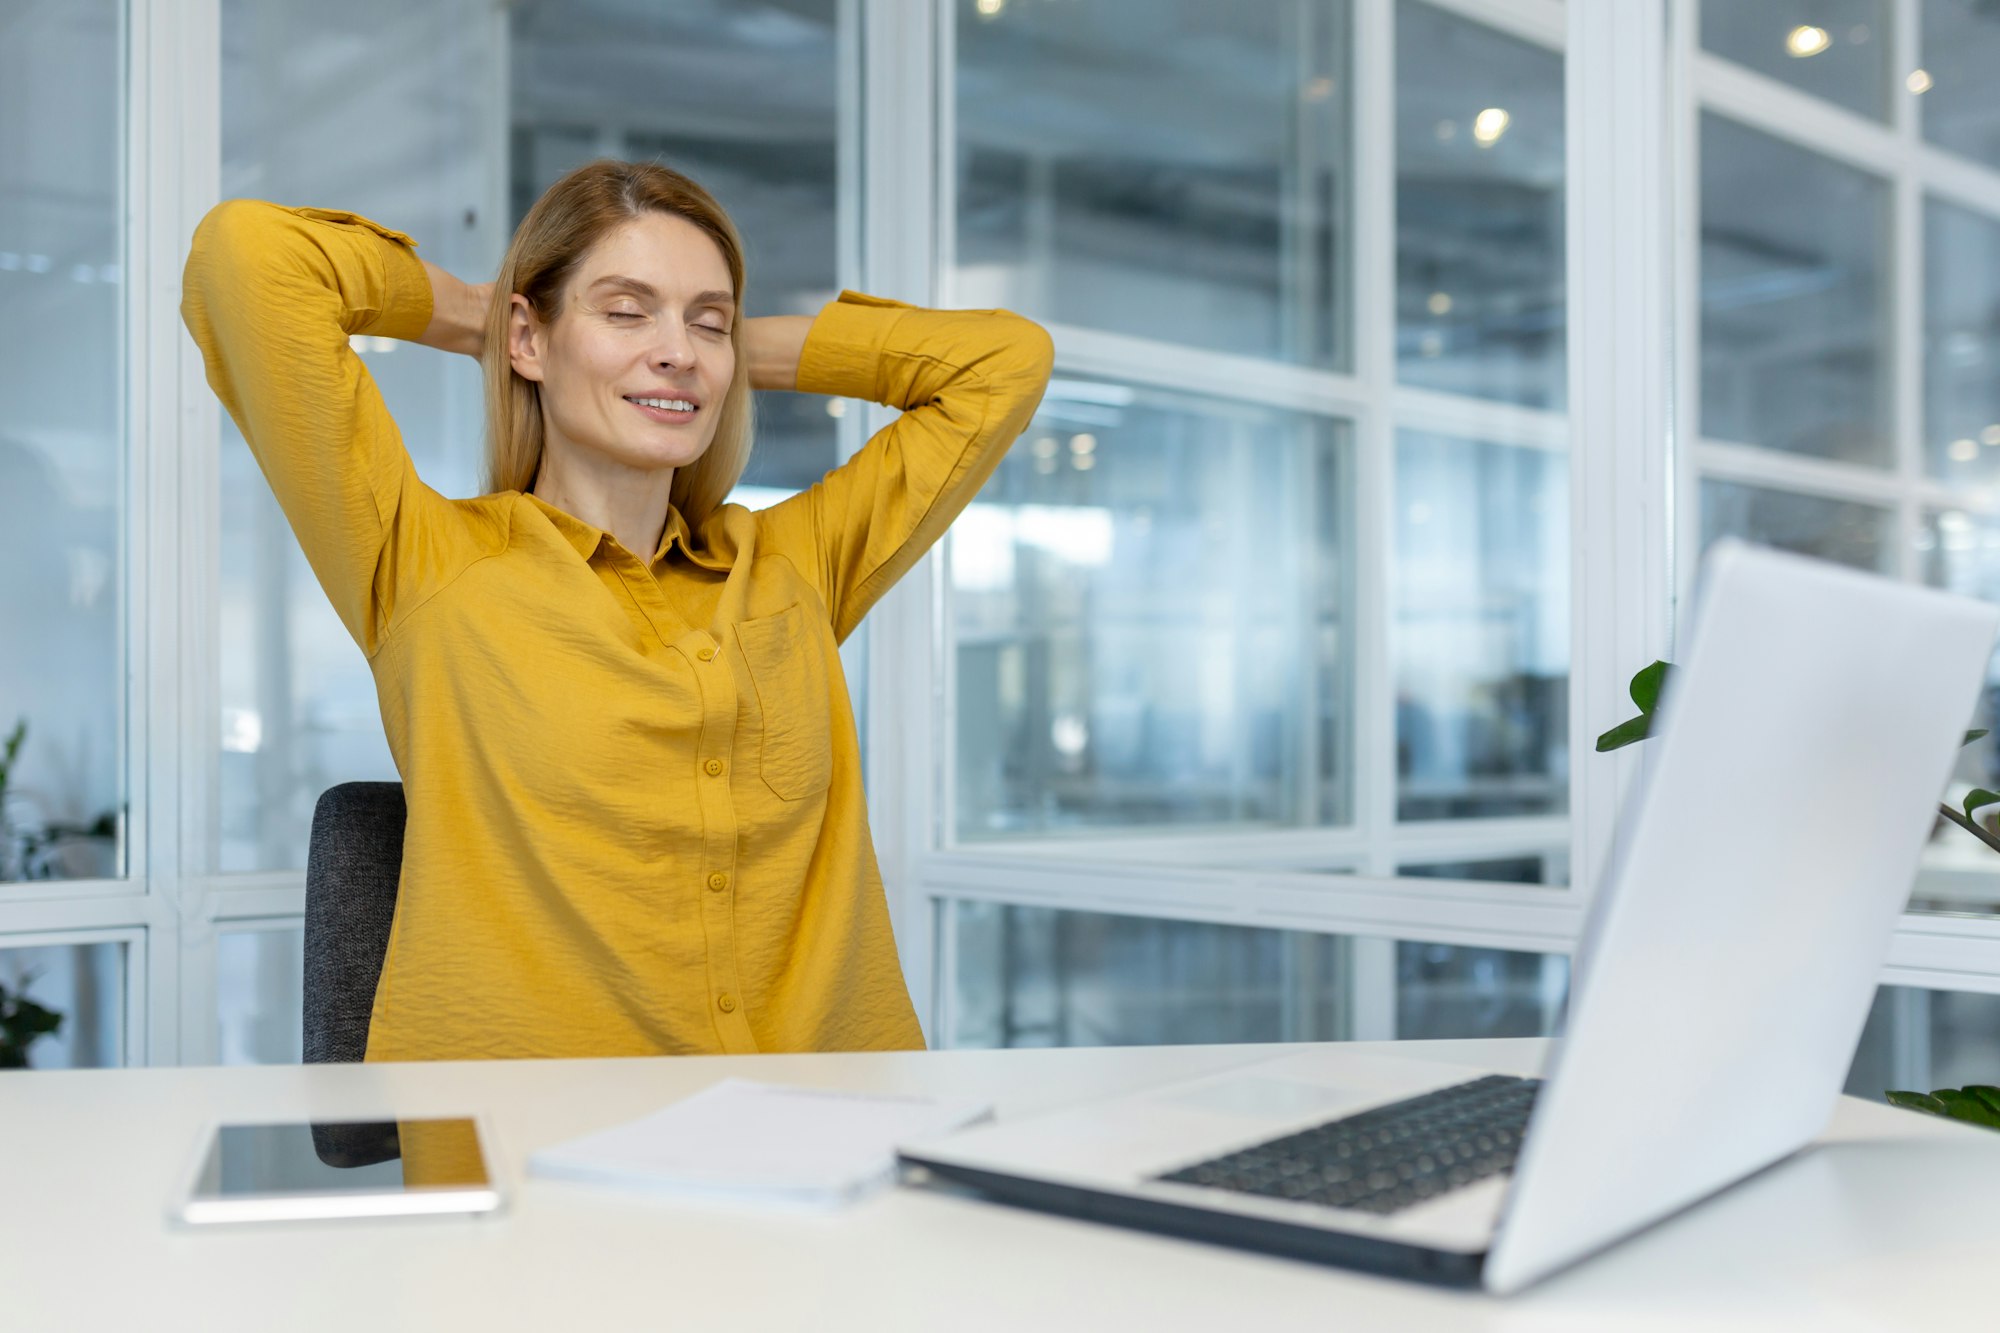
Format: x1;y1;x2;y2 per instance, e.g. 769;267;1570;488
178;1118;501;1224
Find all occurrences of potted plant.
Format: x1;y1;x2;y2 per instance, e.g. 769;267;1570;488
0;972;63;1069
1600;661;2000;1128
0;719;23;881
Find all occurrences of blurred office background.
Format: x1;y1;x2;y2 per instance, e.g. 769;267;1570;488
4;0;2000;1103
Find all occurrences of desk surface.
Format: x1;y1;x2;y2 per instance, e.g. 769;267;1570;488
6;1038;1998;1331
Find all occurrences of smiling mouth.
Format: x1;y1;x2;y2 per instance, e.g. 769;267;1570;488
625;394;699;416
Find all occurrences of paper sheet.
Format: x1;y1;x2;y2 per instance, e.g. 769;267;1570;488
529;1078;992;1207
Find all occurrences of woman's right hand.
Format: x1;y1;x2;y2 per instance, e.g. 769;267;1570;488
416;259;492;362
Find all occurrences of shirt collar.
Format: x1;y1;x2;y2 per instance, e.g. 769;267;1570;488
522;492;731;572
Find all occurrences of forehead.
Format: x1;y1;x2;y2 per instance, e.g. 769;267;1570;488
573;212;733;298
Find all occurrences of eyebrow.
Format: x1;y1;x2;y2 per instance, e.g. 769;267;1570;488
587;276;735;309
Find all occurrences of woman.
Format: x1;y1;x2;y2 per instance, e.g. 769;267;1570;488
182;161;1053;1062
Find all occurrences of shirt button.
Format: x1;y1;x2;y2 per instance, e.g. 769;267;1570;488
704;758;725;777
717;992;737;1014
697;645;716;661
708;872;728;892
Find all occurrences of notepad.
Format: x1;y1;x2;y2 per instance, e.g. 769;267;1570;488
528;1079;992;1208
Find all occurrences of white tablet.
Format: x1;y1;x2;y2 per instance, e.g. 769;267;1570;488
169;1116;504;1226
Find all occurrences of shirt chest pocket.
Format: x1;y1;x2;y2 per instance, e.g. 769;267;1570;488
734;603;834;801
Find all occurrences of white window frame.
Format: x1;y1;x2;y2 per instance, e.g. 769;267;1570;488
14;0;2000;1066
1676;0;2000;995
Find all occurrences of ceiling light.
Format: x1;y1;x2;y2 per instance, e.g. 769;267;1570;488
1786;25;1830;58
1907;68;1934;94
1304;76;1335;103
1030;435;1059;459
824;398;846;419
976;0;1004;15
1951;438;1980;462
1434;119;1457;143
1982;424;2000;447
1472;108;1511;146
1069;433;1097;455
1427;291;1453;316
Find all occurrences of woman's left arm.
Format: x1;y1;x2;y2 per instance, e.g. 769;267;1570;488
753;294;1055;642
742;315;815;391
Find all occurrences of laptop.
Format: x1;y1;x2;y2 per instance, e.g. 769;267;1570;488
899;541;2000;1293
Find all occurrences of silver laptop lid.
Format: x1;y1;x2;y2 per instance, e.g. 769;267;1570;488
1485;541;1999;1293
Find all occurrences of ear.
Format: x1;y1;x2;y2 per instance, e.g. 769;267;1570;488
506;293;547;383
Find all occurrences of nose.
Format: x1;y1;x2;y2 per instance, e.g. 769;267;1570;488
649;318;699;372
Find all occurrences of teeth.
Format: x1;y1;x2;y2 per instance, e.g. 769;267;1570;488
630;396;696;412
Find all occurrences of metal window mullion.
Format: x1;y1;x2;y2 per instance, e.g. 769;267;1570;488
1693;439;1907;507
858;0;943;1035
1567;0;1674;909
1915;145;2000;222
1693;55;1905;179
1896;132;1927;584
1390;386;1569;452
128;0;220;1067
1045;324;1371;416
1672;0;1704;619
1350;0;1400;1036
1354;0;1396;885
1411;0;1565;51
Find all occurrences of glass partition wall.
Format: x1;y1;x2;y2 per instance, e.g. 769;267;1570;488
10;2;2000;1093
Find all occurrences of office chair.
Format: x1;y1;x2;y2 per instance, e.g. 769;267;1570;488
303;781;406;1168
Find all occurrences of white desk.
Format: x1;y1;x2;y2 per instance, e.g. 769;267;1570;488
7;1038;1999;1331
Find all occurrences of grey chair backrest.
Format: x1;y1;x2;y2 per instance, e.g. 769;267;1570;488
303;781;406;1065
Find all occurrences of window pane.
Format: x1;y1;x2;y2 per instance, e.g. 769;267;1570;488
0;941;124;1069
1395;432;1568;822
1845;986;2000;1104
1701;2;1890;122
217;0;845;869
1394;940;1568;1041
1700;479;1894;572
952;384;1350;840
1400;854;1567;886
942;902;1567;1048
944;902;1351;1047
510;0;845;500
1919;0;2000;171
1914;507;2000;918
1925;199;2000;484
218;0;495;870
0;1;126;884
1395;1;1565;409
954;0;1352;369
1700;114;1891;465
217;926;304;1065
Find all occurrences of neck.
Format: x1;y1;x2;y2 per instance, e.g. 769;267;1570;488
531;440;675;558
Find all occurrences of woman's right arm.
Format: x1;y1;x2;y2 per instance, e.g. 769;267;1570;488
181;201;465;654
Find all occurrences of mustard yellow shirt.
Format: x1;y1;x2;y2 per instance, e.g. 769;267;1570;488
181;201;1052;1061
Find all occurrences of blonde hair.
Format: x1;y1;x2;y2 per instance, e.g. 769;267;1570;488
483;159;754;526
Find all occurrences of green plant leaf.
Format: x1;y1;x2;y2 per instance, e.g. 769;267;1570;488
1966;730;1991;747
1628;661;1672;713
1935;1088;2000;1129
1966;1085;2000;1117
1886;1090;1948;1114
1595;716;1653;753
1965;790;2000;821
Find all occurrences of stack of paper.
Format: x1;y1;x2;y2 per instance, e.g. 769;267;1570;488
528;1079;992;1208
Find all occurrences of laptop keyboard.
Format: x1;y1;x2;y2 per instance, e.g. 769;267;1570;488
1153;1073;1541;1217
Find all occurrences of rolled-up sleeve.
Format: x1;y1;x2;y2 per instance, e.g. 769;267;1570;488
757;291;1054;641
182;200;452;655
